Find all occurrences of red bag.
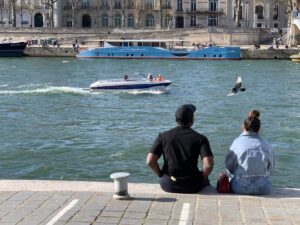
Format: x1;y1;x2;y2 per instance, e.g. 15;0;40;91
216;172;231;193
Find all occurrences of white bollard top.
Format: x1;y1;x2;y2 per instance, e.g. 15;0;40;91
110;172;130;179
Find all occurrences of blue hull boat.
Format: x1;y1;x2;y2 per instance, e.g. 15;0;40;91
77;39;241;60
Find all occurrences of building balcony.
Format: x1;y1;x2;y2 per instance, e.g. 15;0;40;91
99;5;110;10
113;5;122;9
126;5;135;9
80;5;97;10
162;5;172;10
141;7;160;11
186;8;224;15
64;5;72;10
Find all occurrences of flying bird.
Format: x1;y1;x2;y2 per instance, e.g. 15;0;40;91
227;76;246;96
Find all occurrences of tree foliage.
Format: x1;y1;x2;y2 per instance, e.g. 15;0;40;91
40;0;58;27
234;0;241;27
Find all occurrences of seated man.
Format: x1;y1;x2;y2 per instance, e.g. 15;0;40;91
146;104;214;193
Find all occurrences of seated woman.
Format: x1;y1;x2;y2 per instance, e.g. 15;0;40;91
225;110;275;195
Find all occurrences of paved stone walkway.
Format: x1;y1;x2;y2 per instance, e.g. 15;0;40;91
0;180;299;225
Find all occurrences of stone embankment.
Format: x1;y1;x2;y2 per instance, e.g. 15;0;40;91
1;27;299;59
24;45;300;59
0;180;299;225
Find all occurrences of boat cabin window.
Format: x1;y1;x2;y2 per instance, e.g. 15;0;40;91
137;42;161;47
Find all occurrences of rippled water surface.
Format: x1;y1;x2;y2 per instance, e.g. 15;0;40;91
0;57;299;187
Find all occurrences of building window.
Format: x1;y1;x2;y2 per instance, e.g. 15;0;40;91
114;14;122;27
164;15;172;27
208;16;218;26
255;5;264;19
101;15;108;27
127;0;134;9
239;6;242;19
209;0;218;11
273;5;279;20
145;0;154;10
191;0;196;12
145;14;154;27
114;0;122;9
191;15;196;26
177;0;182;11
165;0;171;9
128;15;134;27
0;0;4;8
81;0;91;9
66;21;72;27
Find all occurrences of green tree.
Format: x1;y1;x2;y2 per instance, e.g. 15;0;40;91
70;0;81;28
8;0;18;27
22;0;36;26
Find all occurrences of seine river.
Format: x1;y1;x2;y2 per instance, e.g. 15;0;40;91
0;57;299;188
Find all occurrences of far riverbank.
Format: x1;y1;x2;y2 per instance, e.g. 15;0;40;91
23;45;300;59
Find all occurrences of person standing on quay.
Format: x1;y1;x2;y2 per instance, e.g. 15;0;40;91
147;104;214;193
225;110;275;195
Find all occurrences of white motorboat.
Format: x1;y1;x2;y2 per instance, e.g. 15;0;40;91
90;77;171;92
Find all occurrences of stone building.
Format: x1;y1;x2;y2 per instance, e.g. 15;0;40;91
0;0;62;28
0;0;297;32
173;0;290;29
61;0;173;29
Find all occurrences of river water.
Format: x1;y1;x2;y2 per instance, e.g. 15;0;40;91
0;57;299;188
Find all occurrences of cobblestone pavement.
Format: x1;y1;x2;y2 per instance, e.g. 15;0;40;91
0;180;299;225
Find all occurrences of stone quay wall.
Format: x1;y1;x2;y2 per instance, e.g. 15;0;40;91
1;27;299;59
24;46;299;59
0;27;282;46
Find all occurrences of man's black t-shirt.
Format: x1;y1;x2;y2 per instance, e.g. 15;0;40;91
149;126;213;178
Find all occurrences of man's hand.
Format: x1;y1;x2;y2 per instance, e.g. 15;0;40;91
146;153;162;177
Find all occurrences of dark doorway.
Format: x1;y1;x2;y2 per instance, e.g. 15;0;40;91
176;16;184;28
82;15;91;28
34;13;43;27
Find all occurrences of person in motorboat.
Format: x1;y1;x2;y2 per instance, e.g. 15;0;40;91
155;74;164;82
147;74;153;81
147;104;214;193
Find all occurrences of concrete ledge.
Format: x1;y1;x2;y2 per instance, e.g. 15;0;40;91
0;179;299;198
0;179;164;194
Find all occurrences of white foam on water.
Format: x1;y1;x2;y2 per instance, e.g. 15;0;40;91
128;89;168;95
0;86;91;95
0;84;8;87
62;61;69;63
110;152;123;157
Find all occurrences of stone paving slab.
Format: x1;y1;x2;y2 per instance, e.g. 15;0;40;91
0;180;299;225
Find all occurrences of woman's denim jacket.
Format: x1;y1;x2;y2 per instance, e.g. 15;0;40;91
225;131;275;186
